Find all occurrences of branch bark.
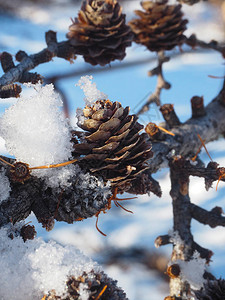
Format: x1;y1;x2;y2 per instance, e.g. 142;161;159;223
136;51;171;115
184;34;225;58
0;31;75;90
148;79;225;174
169;158;193;297
191;203;225;228
0;160;109;230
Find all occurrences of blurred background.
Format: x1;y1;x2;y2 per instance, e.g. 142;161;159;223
0;0;224;299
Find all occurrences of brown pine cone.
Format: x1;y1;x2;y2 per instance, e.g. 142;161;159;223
129;0;188;52
177;0;202;5
72;99;154;195
67;0;133;66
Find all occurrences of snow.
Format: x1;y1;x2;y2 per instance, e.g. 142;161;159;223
0;83;74;188
76;75;108;107
0;222;99;300
178;251;206;290
168;233;206;290
0;168;11;203
169;230;186;258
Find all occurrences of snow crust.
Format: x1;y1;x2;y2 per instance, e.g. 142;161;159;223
0;168;11;203
76;75;108;106
0;223;99;300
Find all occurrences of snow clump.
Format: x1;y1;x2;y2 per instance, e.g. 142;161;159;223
0;83;74;188
169;231;206;290
177;251;206;290
76;75;108;106
0;223;99;300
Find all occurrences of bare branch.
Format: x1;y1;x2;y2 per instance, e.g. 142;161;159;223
154;234;171;248
136;51;171;116
0;31;75;90
160;104;181;128
190;203;225;228
192;242;214;264
148;78;225;174
184;34;225;58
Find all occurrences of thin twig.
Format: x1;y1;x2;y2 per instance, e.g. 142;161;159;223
184;34;225;58
190;203;225;228
136;51;171;116
0;31;75;90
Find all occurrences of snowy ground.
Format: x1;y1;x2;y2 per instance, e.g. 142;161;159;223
0;1;225;299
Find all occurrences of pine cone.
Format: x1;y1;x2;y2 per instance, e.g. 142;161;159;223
129;0;188;52
177;0;202;5
195;279;225;300
67;0;133;66
73;99;154;195
44;270;128;299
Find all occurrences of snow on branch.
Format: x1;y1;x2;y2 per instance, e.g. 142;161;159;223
0;222;126;300
0;82;111;229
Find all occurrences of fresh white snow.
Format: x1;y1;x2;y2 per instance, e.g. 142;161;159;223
0;222;99;300
76;75;108;106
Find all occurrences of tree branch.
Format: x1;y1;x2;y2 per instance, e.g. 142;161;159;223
190;203;225;228
136;51;171;116
0;31;75;91
0;159;110;230
169;157;193;297
148;78;225;174
184;34;225;58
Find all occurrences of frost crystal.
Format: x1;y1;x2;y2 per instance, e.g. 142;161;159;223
76;75;108;106
0;223;99;300
0;83;74;188
78;169;111;201
0;168;11;203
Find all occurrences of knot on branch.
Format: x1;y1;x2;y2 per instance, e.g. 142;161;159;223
160;104;181;128
191;96;206;118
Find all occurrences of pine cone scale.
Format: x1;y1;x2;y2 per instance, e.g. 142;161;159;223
106;128;130;143
92;141;120;153
105;151;130;162
80;119;102;131
85;130;111;142
74;143;98;154
98;38;123;50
